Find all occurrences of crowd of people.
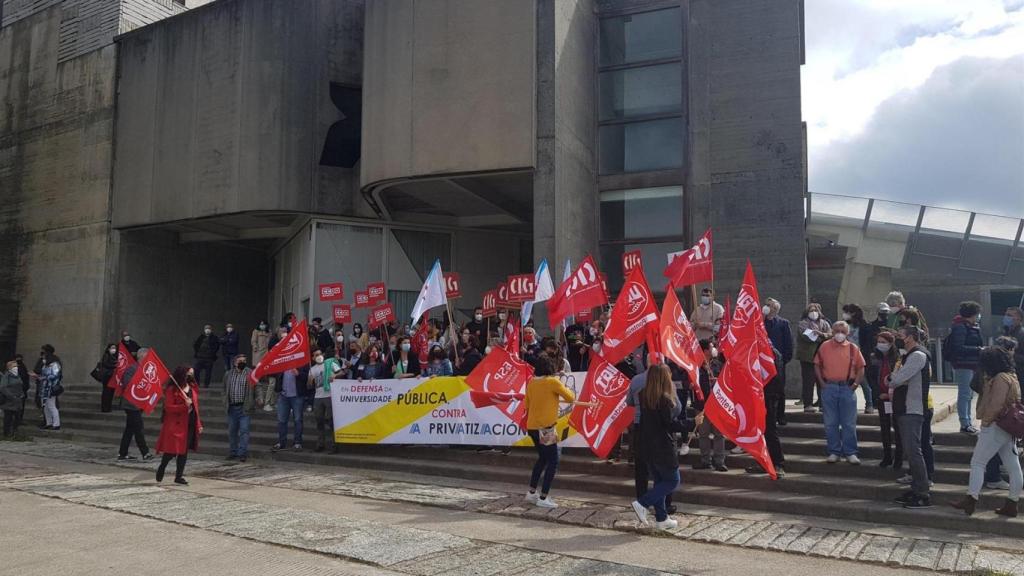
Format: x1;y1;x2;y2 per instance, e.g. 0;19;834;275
2;290;1023;528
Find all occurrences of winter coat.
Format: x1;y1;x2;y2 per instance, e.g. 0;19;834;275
221;330;240;356
977;372;1021;427
39;358;63;400
764;316;794;364
156;384;202;455
796;317;832;364
251;329;270;364
636;396;684;471
193;333;220;361
948;316;983;369
0;372;25;411
97;351;118;387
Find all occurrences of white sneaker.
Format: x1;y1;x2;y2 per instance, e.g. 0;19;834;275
986;480;1010;490
826;454;840;464
731;446;744;455
630;500;649;526
525;491;539;503
654;517;679;531
846;455;861;465
263;404;274;412
896;474;913;485
678;444;690;456
535;497;558;509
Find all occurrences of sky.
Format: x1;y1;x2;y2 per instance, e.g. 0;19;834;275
804;0;1024;219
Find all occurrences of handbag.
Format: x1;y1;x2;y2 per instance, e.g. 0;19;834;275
996;400;1024;439
52;382;65;397
538;426;558;446
90;363;103;383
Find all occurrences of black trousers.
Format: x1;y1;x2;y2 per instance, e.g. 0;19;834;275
631;424;673;506
775;364;788;422
193;359;214;388
159;453;188;479
3;409;19;436
764;394;785;466
101;386;115;413
119;410;149;457
800;361;820;407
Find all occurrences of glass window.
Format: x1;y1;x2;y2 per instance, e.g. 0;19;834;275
599;117;683;174
600;186;683;241
600;8;682;66
600;241;686;295
599;64;681;121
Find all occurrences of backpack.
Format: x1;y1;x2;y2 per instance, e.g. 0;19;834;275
941;329;955;362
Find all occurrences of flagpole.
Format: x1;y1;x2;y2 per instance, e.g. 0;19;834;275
446;301;460;363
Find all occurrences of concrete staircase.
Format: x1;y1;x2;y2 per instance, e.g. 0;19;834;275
40;383;1024;538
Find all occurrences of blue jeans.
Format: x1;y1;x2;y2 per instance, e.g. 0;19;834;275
953;368;976;428
277;395;304;446
638;464;681;522
227;405;251;457
527;429;560;495
822;382;858;456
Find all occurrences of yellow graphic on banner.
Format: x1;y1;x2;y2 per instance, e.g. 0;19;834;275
335;376;470;443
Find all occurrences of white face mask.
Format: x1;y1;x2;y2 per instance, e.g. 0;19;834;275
876;343;891;353
337;335;345;342
315;356;324;364
841;313;851;321
499;313;507;321
484;346;493;354
10;367;18;376
204;329;212;335
108;348;117;355
259;324;267;330
401;343;411;352
701;296;711;306
834;333;848;343
475;314;483;322
593;342;602;353
808;311;820;321
762;305;771;316
710;347;719;358
226;327;234;333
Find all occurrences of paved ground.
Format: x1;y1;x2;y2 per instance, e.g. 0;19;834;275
3;438;1023;575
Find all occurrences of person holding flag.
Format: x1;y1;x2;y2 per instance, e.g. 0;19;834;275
156;366;203;485
691;287;725;342
524;354;576;509
115;348;154;461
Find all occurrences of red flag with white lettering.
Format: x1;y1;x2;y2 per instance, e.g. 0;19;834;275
503;319;521;359
412;313;431;365
660;285;705;402
569;357;635;458
663;228;713;287
464;346;534;429
123;350;170;414
546;255;609;329
600;266;659;365
108;341;137;396
249;320;311;384
719;294;731;342
719;262;777;383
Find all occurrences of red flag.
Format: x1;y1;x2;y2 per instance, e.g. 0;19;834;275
464;346;534;428
546;255;609;329
719;262;777;383
718;295;731;342
503;319;521;359
600;266;659;365
660;285;704;402
249;319;312;384
412;313;431;365
663;228;713;287
123;350;170;414
108;342;137;396
507;274;536;304
469;390;524;409
569;357;635;458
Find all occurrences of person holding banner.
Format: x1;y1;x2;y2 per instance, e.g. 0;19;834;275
357;344;386;381
116;348;154;461
389;336;421;379
156;366;202;484
524;354;576;509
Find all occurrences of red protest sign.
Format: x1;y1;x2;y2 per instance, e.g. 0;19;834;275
354;291;371;308
497;282;512;309
576;308;594;323
124;350;170;414
507;274;536;304
482;290;498;318
444;273;462;299
318;282;345;301
332;304;352;325
569;357;635;459
250;320;311;384
367;282;387;304
108;341;137;395
622;250;643;275
368;303;395;329
464;346;534;429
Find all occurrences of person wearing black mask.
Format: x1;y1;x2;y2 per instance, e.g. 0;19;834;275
192;324;220;388
13;354;30;428
223;354;255;462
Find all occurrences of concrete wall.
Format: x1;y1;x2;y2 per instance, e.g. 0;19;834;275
360;0;536;188
112;0;364;228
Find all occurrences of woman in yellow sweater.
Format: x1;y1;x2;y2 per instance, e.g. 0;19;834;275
524;354;576;509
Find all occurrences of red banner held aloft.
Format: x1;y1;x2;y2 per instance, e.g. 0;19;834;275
367;282;387;304
664;228;713;287
569;357;635;459
719;262;777;383
600;266;659;365
123;350;170;414
464;346;534;429
108;341;137;396
354;291;371;308
368;303;395;329
332;304;352;325
318;282;345;301
507;273;536;304
482;290;498;318
660;285;704;402
622;250;643;276
250;319;311;384
547;255;609;329
444;273;462;299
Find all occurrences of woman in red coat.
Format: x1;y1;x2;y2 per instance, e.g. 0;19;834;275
156;366;203;484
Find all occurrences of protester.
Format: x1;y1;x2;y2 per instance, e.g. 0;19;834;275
34;344;62;431
389;336;421;378
861;304;889;356
540;337;572;374
260;326;288;412
885;291;906;330
223;354;254;462
357;344;386;381
1002;307;1024;379
272;359;307;451
13;354;29;428
630;364;700;530
251;320;271;368
843;304;873;414
747;345;787;477
116;348;153;461
466;308;486;351
156;366;202;485
691;340;727;471
763;298;793;426
1;360;25;438
312;351;342;453
120;330;140;355
948;301;984;434
221;323;240;372
423;344;454;377
523;354;575;509
522;327;541;359
691;287;725;342
868;331;902;469
192;324;220;388
952;346;1022;517
311;318;335;358
797;303;832;412
454;335;483;376
94;343;119;413
351;322;368;349
888;326;933;509
564;321;591;371
344;341;363;379
814;321;865;464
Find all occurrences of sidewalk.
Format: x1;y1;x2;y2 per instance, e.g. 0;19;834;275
3;438;1022;574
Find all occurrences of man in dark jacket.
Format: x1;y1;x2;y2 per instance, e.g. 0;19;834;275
221;323;240;372
117;349;153;461
747;345;786;477
193;324;220;388
948;301;983;434
311;318;335;358
763;298;793;425
120;330;141;355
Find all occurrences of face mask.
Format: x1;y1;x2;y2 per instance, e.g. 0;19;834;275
288;322;294;329
226;327;234;333
369;337;378;344
701;296;711;305
593;342;601;353
1005;316;1018;328
259;324;267;330
401;343;411;352
10;368;18;376
525;336;536;345
499;313;507;321
762;305;771;316
976;314;982;323
369;352;379;361
808;311;820;321
337;335;345;342
204;329;212;335
108;348;117;355
589;328;597;336
237;362;247;370
484;346;493;354
876;343;891;353
834;333;847;343
899;348;908;356
710;347;719;358
315;357;324;364
841;313;851;321
123;335;131;342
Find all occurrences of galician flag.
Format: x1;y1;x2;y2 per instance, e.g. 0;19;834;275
522;259;555;326
410;259;448;323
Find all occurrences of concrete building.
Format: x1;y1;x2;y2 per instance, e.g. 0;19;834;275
1;0;808;382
